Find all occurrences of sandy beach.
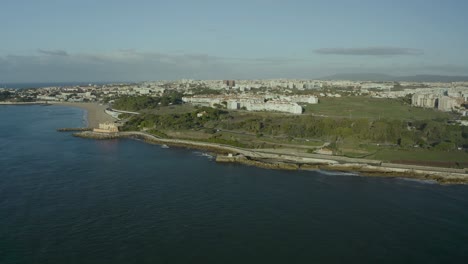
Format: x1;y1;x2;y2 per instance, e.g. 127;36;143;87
49;102;116;128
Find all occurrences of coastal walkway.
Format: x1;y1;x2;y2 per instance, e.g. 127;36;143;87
104;108;140;120
116;132;468;174
108;108;140;115
118;131;339;165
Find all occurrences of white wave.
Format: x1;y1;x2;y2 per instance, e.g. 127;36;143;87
317;170;360;177
193;151;215;159
398;177;437;184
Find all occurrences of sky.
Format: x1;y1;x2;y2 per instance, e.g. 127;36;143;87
1;0;468;82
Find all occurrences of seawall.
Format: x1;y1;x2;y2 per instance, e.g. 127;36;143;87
57;127;92;132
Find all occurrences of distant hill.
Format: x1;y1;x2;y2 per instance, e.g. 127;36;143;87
319;73;394;82
319;73;468;82
396;75;468;82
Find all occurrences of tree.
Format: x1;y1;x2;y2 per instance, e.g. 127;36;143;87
433;141;456;151
0;91;11;101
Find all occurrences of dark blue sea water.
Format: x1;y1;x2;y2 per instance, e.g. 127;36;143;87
1;105;468;264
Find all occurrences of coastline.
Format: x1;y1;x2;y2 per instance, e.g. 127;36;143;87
0;101;48;105
15;102;462;184
73;131;468;184
48;102;116;128
0;101;116;128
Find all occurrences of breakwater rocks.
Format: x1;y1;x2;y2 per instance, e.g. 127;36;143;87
72;131;468;184
216;155;468;184
73;131;120;139
320;164;468;184
57;127;92;132
216;155;300;170
73;131;231;153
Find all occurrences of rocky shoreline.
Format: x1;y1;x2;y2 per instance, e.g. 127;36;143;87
73;131;468;184
57;127;92;132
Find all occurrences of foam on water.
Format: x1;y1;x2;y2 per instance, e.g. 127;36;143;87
317;169;360;177
398;177;438;184
192;151;215;160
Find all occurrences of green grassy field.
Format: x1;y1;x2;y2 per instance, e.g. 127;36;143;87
370;149;468;162
304;96;454;120
325;139;468;167
130;101;466;168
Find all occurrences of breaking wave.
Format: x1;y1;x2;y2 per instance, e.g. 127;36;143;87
317;170;360;177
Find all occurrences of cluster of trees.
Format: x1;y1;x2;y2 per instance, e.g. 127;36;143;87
122;107;227;131
0;92;34;102
112;92;184;111
0;91;11;101
191;87;222;95
15;97;35;102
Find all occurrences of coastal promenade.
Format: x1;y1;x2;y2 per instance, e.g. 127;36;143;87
73;130;468;184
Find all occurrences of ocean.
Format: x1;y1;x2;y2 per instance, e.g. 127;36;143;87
1;105;468;263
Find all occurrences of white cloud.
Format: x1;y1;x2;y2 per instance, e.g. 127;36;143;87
315;47;424;56
0;49;466;82
37;49;69;56
0;50;308;82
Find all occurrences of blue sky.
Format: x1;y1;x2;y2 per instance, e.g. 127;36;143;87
1;0;467;82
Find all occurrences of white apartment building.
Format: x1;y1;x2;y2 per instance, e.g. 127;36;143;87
227;99;303;114
361;83;394;90
411;93;437;108
184;95;303;114
412;93;464;111
438;96;463;112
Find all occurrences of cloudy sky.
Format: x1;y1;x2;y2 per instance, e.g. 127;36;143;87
1;0;467;82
